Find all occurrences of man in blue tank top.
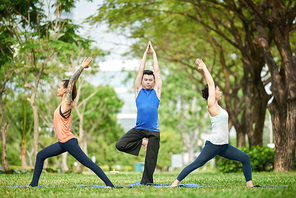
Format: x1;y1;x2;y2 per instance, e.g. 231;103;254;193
116;41;162;185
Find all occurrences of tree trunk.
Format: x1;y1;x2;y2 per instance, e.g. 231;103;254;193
252;95;267;147
251;67;270;147
26;148;34;169
284;99;296;170
83;136;88;156
0;95;9;171
28;91;40;165
237;119;246;147
268;99;296;171
32;105;39;163
243;67;255;147
44;159;48;169
20;139;28;171
1;123;9;171
224;91;247;147
248;2;296;170
61;152;69;172
228;121;232;144
188;146;194;164
75;116;84;173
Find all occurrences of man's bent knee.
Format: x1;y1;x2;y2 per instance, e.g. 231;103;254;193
115;141;124;151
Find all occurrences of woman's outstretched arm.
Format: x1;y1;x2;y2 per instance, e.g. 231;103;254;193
196;58;219;116
65;57;93;104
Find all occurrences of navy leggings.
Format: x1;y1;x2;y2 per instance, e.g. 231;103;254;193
30;138;114;187
177;141;252;182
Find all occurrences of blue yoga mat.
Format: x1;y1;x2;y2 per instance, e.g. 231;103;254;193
3;186;52;188
76;182;229;188
252;184;289;188
149;184;288;188
146;183;229;188
74;181;142;188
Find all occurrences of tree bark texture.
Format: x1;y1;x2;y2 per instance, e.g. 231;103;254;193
20;139;28;171
61;152;69;172
75;113;85;173
247;0;296;171
0;96;9;171
1;123;9;171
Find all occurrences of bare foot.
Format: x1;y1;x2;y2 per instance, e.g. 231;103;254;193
25;185;31;187
105;186;112;189
246;180;253;187
171;179;180;187
142;138;149;154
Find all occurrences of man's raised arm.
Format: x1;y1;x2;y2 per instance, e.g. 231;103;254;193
134;42;151;99
149;42;162;99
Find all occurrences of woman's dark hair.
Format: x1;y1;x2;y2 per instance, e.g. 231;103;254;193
142;70;155;79
62;80;77;101
202;84;217;100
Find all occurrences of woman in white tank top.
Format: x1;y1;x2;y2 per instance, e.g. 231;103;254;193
171;58;254;188
207;105;229;145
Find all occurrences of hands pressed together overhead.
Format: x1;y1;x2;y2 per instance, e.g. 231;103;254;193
145;41;155;54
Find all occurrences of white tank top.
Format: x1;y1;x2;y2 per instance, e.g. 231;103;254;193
206;105;229;145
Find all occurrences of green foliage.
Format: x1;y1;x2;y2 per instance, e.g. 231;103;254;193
6;143;22;166
89;0;274;150
157;127;183;169
72;84;124;138
6;94;34;141
4;93;34;167
69;83;125;169
1;0;92;78
91;0;247;143
0;0;40;28
0;27;14;68
215;146;274;173
88;131;145;171
159;63;210;158
45;168;58;173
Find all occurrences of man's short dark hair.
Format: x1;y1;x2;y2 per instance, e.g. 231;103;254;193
142;70;155;79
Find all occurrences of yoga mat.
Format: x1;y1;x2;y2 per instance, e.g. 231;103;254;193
2;186;52;188
146;183;229;188
2;181;143;189
147;183;289;188
252;184;289;188
74;181;142;188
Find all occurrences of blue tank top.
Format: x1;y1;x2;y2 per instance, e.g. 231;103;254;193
135;89;160;132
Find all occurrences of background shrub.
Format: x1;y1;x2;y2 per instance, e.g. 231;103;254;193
215;146;274;173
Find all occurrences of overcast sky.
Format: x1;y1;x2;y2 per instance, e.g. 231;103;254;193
72;0;133;62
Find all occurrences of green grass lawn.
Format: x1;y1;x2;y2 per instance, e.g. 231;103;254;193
1;171;295;198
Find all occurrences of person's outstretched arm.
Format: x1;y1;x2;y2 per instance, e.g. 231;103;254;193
134;42;151;99
62;57;92;111
196;58;219;116
149;42;162;100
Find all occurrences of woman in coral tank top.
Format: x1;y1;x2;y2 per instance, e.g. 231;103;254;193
28;57;114;188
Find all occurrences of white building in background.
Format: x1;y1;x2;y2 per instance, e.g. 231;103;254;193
117;113;137;133
87;59;141;132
